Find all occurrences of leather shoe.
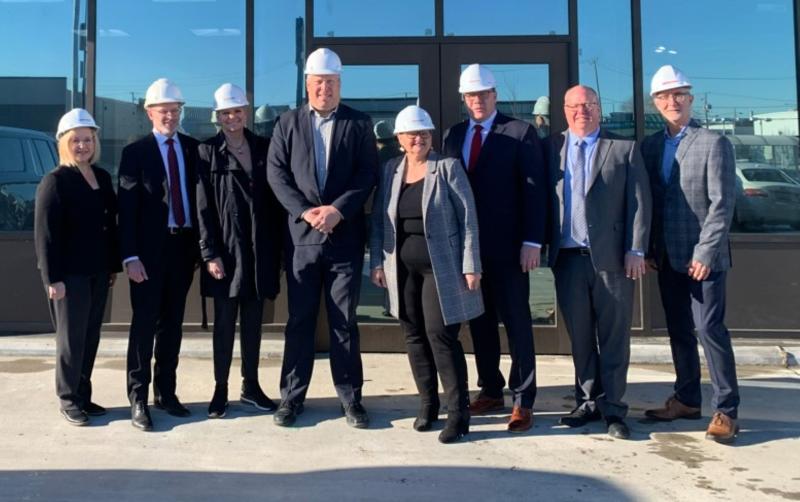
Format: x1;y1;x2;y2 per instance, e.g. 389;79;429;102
240;380;277;411
507;405;533;433
705;412;739;444
439;415;469;444
559;407;602;428
606;417;631;440
645;396;701;422
131;402;153;431
469;394;505;416
342;403;370;429
207;384;229;419
61;409;89;426
412;403;440;432
82;402;107;417
273;402;304;427
154;395;191;417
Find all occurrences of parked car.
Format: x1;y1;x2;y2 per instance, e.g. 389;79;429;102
0;126;57;231
733;163;800;231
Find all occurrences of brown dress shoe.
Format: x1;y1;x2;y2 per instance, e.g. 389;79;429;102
507;406;533;433
469;395;504;416
644;396;701;422
705;412;739;444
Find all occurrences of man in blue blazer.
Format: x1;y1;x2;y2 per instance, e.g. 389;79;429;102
442;64;547;433
267;48;379;428
642;65;740;444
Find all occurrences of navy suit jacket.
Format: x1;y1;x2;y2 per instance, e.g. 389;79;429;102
267;104;378;249
442;112;547;263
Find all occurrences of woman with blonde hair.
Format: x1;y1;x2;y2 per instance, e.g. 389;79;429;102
34;108;120;426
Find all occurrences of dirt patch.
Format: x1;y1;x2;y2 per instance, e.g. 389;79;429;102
649;433;720;469
0;358;54;373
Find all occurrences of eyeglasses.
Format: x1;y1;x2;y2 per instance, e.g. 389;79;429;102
564;102;599;111
154;107;183;117
654;92;692;103
401;131;432;138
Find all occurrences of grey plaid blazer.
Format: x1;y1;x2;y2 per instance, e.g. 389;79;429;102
369;152;483;325
642;120;736;271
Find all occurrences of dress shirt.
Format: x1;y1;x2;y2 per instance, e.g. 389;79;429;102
153;129;192;228
310;105;337;190
661;124;688;183
561;128;600;249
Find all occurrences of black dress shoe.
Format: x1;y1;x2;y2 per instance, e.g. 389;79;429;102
413;404;440;432
606;417;631;440
61;409;89;426
154;395;191;417
240;380;277;412
131;402;153;431
342;403;370;429
559;407;602;428
208;384;229;419
439;415;469;444
273;402;304;427
82;402;107;417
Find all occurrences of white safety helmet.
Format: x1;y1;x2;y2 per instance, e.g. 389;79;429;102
214;83;249;111
459;64;496;94
393;105;435;134
650;65;692;96
144;78;185;108
304;48;342;75
56;108;99;139
532;96;550;116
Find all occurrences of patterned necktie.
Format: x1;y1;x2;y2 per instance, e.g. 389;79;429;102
570;140;587;245
165;138;186;227
467;124;483;172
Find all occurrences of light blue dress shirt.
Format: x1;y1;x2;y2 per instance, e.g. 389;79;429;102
560;128;600;249
661;125;688;183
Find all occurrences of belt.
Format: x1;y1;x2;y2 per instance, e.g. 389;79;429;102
167;226;192;235
561;247;591;256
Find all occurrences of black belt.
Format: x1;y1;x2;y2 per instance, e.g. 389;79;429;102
561;247;591;256
167;227;192;235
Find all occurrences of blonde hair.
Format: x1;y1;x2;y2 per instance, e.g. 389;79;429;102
57;128;101;166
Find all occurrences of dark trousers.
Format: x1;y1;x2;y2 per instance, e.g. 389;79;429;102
657;258;740;418
49;273;110;411
468;260;537;408
553;251;633;419
280;243;364;406
398;261;469;418
212;296;264;385
126;233;196;404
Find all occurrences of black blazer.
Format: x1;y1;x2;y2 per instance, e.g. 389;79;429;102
34;165;121;284
442;112;547;263
266;104;378;248
117;132;200;268
196;129;284;300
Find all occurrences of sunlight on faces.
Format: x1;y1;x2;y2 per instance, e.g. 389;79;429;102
463;89;497;122
397;130;432;160
217;107;248;134
146;103;182;136
58;127;99;167
306;74;341;114
653;88;694;129
564;86;601;137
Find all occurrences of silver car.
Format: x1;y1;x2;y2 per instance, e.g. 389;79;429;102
733;163;800;231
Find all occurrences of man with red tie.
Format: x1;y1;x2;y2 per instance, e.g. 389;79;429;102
118;78;200;431
442;64;547;433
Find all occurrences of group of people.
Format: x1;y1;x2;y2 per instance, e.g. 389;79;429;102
34;46;741;445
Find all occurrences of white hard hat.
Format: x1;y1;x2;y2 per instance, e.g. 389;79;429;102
393;105;435;134
304;48;342;75
533;96;550;116
214;83;249;111
56;108;99;139
459;64;496;94
144;78;185;108
650;65;692;96
255;104;277;123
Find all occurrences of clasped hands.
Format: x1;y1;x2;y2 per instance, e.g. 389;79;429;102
303;205;342;234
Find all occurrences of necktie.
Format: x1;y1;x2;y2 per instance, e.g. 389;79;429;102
570;140;588;245
165;138;186;227
467;124;483;172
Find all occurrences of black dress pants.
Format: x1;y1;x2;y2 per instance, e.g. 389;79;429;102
212;296;264;385
49;273;110;411
398;260;469;418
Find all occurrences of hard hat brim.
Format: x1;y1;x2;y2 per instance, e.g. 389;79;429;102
650;83;692;97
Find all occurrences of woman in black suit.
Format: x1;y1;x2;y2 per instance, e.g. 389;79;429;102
197;84;284;418
34;108;120;426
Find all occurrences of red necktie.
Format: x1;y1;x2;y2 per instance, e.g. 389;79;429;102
165;138;186;227
467;124;483;172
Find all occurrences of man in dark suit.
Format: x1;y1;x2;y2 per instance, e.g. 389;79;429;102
642;65;740;444
118;78;199;431
547;85;651;440
267;48;378;428
442;64;547;433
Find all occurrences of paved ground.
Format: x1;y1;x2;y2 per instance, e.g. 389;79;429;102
1;347;799;501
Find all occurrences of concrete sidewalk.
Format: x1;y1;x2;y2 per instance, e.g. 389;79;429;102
1;348;799;501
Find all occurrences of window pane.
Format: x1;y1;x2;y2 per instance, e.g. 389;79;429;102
96;0;246;178
444;0;567;36
314;0;434;37
642;0;800;234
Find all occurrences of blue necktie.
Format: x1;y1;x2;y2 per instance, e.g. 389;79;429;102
571;140;588;246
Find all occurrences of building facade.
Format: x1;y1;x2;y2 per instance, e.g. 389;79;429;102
1;0;799;351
